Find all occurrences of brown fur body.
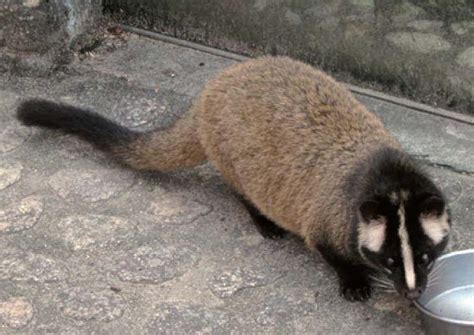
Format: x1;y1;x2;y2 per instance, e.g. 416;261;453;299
17;56;452;301
123;57;401;258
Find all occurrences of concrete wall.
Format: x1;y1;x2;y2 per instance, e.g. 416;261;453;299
105;0;474;115
0;0;102;76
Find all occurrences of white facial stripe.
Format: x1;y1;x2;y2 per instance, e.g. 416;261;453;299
398;204;416;290
421;209;450;244
400;190;410;201
359;219;386;252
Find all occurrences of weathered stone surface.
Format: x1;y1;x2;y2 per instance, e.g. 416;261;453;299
344;20;373;40
373;296;405;313
1;0;101;75
349;0;374;8
407;20;443;32
209;267;282;298
112;96;170;128
146;303;228;334
59;287;126;322
0;91;18;109
285;9;302;26
0;122;31;154
0;297;34;329
313;16;340;31
447;75;474;104
0;161;23;190
254;0;271;11
254;294;316;327
373;102;474;174
451;20;474;35
102;0;474;115
115;244;200;284
59;91;173;130
435;178;463;204
48;167;134;202
34;324;84;334
0;196;43;234
148;193;212;225
386;32;451;54
79;37;234;98
391;2;426;24
56;135;98;160
3;1;65;53
304;2;340;19
456;47;474;70
56;215;137;251
23;0;41;8
0;252;68;283
428;166;465;202
54;78;194;133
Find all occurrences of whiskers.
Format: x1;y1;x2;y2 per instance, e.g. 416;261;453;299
370;274;396;293
426;258;447;289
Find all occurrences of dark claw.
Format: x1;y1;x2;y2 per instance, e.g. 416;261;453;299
340;282;372;302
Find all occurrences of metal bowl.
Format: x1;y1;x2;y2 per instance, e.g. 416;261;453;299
415;249;474;335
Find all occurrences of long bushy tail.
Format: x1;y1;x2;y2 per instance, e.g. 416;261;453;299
16;99;207;171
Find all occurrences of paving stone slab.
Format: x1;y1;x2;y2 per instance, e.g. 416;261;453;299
58;287;127;322
0;196;43;234
0;297;34;330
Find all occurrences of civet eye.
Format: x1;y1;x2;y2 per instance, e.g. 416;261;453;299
421;254;430;264
421;254;435;270
386;257;395;267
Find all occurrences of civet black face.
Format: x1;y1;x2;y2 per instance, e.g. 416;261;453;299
358;186;450;299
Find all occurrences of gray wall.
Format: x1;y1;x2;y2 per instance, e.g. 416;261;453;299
1;0;101;76
105;0;474;115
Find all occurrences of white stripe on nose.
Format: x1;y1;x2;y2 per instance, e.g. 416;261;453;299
398;204;416;290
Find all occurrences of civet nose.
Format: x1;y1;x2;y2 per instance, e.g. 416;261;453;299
405;288;423;300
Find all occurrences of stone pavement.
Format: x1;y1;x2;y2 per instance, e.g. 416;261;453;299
0;32;473;334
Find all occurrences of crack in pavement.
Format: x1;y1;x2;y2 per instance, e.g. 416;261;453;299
413;154;474;177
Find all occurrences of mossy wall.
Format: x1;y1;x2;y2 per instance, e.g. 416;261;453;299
1;0;102;75
104;0;474;114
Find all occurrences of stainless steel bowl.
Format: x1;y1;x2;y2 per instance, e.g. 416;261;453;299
415;249;474;335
